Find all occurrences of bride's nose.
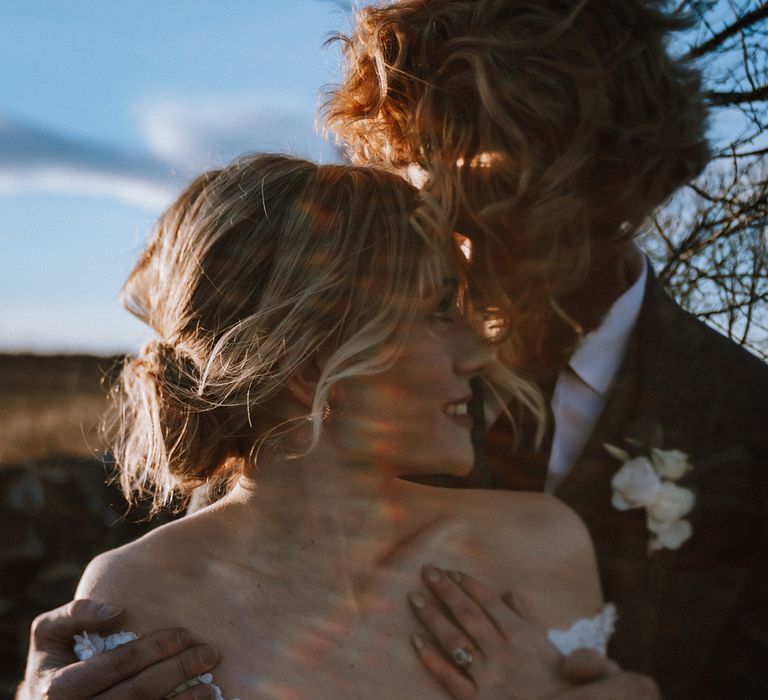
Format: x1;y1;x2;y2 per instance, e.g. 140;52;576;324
453;324;497;376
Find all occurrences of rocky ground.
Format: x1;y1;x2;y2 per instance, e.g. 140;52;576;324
0;353;177;698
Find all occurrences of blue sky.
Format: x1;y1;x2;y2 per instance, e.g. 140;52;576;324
0;1;756;354
0;0;350;353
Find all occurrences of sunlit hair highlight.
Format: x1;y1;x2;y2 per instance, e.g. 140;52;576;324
105;155;450;513
104;154;536;515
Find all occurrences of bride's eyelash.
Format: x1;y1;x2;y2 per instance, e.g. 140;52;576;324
436;279;459;313
437;291;454;313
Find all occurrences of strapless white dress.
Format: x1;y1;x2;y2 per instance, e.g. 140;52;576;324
74;604;616;700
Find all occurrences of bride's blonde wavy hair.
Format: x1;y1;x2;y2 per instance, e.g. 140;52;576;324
323;0;710;362
105;154;537;514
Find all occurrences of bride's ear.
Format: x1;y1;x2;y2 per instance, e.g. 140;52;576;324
284;355;324;411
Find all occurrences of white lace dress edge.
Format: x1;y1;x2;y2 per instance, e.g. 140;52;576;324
547;603;617;657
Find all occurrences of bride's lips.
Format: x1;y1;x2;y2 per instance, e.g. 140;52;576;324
444;396;472;420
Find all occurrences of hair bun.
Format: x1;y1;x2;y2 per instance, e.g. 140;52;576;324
137;340;204;410
140;339;176;363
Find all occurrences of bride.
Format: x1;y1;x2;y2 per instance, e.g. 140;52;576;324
75;153;605;699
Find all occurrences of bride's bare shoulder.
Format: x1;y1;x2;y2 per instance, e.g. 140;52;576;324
75;512;211;625
481;490;591;547
426;486;588;544
443;489;602;625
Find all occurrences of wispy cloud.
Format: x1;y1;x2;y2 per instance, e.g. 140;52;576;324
0;115;181;209
315;0;353;11
139;96;340;173
0;99;341;209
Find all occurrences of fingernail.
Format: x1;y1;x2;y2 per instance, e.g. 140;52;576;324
96;604;122;619
425;566;442;582
198;645;219;666
177;628;195;646
447;570;463;584
411;633;425;652
408;592;426;609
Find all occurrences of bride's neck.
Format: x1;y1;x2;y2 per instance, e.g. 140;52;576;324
218;440;412;576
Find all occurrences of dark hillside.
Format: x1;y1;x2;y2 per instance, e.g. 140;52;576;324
0;354;175;698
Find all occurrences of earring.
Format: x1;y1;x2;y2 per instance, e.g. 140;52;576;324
548;295;585;338
322;402;331;422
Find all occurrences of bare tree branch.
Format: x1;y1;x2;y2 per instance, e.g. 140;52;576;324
705;84;768;106
685;2;768;59
712;146;768;159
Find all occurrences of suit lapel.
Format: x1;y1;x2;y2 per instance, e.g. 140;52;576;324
555;293;666;672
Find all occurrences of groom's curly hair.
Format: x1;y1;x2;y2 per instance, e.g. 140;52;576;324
323;0;710;362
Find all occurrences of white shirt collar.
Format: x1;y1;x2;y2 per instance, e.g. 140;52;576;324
568;252;648;396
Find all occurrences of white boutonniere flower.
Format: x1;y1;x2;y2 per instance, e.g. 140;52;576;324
605;443;695;554
650;448;693;481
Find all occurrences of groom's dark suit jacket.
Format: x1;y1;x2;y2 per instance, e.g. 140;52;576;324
548;275;768;699
444;274;768;699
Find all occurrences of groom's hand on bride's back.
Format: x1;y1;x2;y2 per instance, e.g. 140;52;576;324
16;598;219;700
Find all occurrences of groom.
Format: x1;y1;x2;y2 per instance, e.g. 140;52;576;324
321;0;768;698
17;1;768;698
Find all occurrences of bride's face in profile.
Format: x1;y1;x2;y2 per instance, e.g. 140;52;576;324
329;280;495;477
